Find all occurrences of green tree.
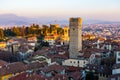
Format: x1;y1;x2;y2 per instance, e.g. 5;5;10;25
4;29;16;37
12;27;21;36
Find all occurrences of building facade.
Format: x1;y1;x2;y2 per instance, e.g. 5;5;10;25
62;59;88;67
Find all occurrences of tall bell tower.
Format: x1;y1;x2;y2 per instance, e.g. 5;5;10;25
69;18;82;58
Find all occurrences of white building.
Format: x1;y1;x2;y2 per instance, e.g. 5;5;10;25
112;64;120;75
110;49;120;79
116;51;120;64
105;43;112;51
62;59;88;67
44;40;55;46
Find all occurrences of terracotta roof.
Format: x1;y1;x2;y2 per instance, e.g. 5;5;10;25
7;38;26;45
27;37;37;41
53;51;69;59
66;66;83;72
80;48;108;55
95;55;101;58
51;74;68;80
0;62;26;76
9;72;28;80
0;60;8;66
83;52;92;58
7;39;14;43
114;47;120;51
0;61;47;77
9;72;46;80
98;38;106;41
0;42;6;44
68;71;82;80
10;72;68;80
42;64;65;73
44;36;55;39
27;62;47;70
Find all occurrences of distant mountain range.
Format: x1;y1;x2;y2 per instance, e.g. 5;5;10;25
0;14;120;27
0;14;36;26
0;14;70;27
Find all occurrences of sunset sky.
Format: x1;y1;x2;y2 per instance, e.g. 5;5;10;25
0;0;120;21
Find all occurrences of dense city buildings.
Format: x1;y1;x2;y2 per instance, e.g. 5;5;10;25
0;18;120;80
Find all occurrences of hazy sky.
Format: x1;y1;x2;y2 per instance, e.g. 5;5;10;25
0;0;120;21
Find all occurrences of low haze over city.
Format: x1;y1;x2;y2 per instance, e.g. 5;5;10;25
0;0;120;26
0;0;120;80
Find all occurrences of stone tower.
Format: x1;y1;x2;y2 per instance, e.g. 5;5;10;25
63;26;69;41
69;18;82;58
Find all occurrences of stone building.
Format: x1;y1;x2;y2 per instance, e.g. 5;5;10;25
69;18;82;58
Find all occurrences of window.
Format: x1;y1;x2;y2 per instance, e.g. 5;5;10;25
118;53;120;56
84;61;85;64
118;58;120;61
111;78;115;80
74;61;76;64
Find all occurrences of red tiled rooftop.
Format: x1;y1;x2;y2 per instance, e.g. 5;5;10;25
42;64;65;73
83;53;92;58
9;72;46;80
0;62;26;76
0;61;47;77
66;66;83;72
68;71;82;80
0;60;8;66
114;47;120;51
53;52;69;59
